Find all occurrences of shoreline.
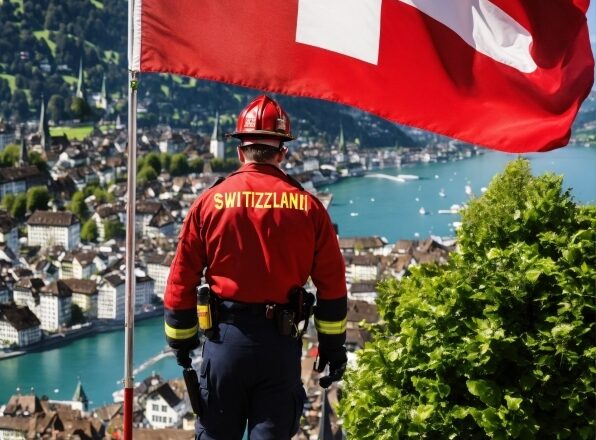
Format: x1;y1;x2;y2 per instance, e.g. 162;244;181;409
0;306;164;361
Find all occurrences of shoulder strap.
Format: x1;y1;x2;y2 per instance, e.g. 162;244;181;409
209;176;226;188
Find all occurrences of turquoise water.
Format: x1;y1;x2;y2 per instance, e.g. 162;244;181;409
327;146;596;242
0;145;594;408
0;317;180;408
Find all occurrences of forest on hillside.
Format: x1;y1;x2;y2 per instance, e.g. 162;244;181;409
0;0;414;147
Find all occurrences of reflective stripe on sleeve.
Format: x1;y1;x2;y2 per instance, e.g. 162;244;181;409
314;317;347;335
164;322;198;340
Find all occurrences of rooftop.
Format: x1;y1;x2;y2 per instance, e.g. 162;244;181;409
27;210;79;227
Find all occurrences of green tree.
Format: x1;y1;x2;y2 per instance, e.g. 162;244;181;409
70;96;91;120
340;159;595;439
103;219;124;240
28;151;48;172
10;90;29;121
10;194;26;220
2;194;15;212
144;152;162;174
80;218;97;243
70;303;85;325
47;94;66;123
93;187;112;204
189;157;204;174
26;186;50;212
137;165;158;184
159;152;171;172
69;191;88;221
0;144;20;167
169;153;189;176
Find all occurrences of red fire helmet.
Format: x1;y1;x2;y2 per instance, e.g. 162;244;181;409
229;95;294;145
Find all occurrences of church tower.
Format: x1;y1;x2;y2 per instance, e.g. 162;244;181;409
38;97;50;152
338;121;347;154
209;111;225;159
75;57;85;99
18;124;28;167
98;74;108;110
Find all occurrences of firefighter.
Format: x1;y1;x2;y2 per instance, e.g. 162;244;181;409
164;95;348;440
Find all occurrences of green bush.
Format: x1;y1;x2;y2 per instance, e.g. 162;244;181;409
339;159;595;439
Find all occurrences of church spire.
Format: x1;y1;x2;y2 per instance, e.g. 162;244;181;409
38;96;50;151
76;57;84;99
211;111;220;141
72;378;89;411
209;111;224;159
98;74;108;110
338;121;346;154
19;124;28;167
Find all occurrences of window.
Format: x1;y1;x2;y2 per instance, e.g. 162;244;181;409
161;405;167;412
152;404;158;411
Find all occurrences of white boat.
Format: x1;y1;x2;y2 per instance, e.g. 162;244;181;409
465;185;473;196
419;207;427;215
350;212;359;217
396;174;419;180
438;204;462;215
438;189;446;197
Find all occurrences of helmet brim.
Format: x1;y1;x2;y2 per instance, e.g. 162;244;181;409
226;130;294;142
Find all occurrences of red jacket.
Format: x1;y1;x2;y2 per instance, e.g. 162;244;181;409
164;163;347;349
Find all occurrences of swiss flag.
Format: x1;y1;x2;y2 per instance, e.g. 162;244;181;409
132;0;594;153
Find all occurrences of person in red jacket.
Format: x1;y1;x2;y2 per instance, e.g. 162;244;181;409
164;95;347;440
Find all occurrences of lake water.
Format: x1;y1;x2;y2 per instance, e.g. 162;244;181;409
0;145;594;408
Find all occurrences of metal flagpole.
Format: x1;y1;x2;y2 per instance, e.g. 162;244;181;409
124;0;138;438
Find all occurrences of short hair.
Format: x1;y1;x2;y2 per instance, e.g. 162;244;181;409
240;144;282;162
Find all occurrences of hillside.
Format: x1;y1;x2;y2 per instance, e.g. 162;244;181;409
0;0;415;147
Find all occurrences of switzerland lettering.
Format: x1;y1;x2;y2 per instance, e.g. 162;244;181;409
213;191;309;212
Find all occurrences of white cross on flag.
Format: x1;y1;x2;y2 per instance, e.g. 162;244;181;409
132;0;594;152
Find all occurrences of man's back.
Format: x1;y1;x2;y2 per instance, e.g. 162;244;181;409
196;162;342;304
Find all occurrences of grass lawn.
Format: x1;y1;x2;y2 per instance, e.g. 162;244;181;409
33;30;57;56
160;84;169;97
0;74;16;93
62;75;78;86
103;50;119;64
50;125;94;141
90;0;104;9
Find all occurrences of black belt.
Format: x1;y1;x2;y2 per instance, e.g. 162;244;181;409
218;300;277;322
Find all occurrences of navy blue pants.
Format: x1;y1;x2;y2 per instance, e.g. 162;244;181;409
196;303;306;440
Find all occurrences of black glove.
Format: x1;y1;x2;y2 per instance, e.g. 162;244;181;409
175;348;192;368
314;346;347;388
174;337;199;369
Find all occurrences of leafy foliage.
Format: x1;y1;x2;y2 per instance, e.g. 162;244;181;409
339;159;595;439
103;218;124;240
69;191;88;221
26;186;50;212
169;153;189;177
137;165;158;184
0;144;20;167
80;218;97;243
10;193;26;220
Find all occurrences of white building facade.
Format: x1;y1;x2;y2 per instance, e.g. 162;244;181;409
27;211;80;250
97;274;125;320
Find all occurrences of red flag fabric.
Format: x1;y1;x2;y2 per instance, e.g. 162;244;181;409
132;0;594;153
